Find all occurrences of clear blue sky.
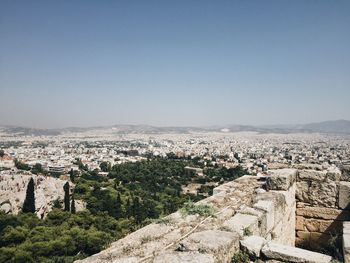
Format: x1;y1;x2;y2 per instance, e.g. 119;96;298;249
0;0;349;128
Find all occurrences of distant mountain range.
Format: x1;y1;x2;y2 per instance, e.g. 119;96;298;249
1;120;350;136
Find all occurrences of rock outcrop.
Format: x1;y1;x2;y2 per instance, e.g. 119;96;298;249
0;172;84;217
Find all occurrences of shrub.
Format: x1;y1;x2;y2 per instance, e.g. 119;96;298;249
231;251;250;263
180;200;215;217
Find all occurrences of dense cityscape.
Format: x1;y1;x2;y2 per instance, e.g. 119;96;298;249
0;125;350;262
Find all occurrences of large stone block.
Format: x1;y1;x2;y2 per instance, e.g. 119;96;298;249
339;181;350;209
266;169;297;191
343;222;350;263
298;170;328;182
271;219;286;244
296;206;350;220
223;213;259;237
181;230;239;262
303;218;342;234
240;235;266;258
254;200;274;233
296;216;305;231
261;241;332;263
154;252;215;263
327;167;342;181
296;180;338;208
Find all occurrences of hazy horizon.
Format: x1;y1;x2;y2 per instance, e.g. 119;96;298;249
1;1;349;128
1;119;350;130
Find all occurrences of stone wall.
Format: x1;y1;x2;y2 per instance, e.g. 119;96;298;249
76;169;329;263
295;167;350;251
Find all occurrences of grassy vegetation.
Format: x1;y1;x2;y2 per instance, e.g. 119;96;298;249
180;200;216;217
231;251;250;263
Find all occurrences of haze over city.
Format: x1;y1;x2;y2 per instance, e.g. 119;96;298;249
1;1;349;128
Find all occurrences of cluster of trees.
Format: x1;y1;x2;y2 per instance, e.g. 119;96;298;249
0;210;120;263
75;159;247;228
14;159;31;171
14;160;44;175
0;158;247;262
74;159;196;228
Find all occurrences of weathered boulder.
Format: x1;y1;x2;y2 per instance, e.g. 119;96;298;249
0;201;12;213
261;241;332;263
223;213;259;237
181;230;239;254
240;235;266;258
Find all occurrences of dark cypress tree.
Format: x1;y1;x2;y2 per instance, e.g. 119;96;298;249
71;194;76;214
126;197;132;218
132;196;143;224
115;193;122;218
63;182;70;212
22;177;35;213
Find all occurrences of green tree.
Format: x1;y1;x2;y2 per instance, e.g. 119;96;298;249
15;159;30;171
132;197;143;224
0;226;28;246
115;193;122;218
52;198;62;209
31;163;43;174
126;198;132;218
71;195;76;214
22;178;35;213
63;182;70;212
99;161;111;172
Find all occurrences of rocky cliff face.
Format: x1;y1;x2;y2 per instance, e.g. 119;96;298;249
0;172;84;217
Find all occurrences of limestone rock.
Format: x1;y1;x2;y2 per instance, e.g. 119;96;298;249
303;218;342;234
261;241;332;263
266;169;297;191
296;180;338;208
296;216;305;231
223;213;259;237
0;201;12;213
339;181;350;209
240;235;266;258
181;230;239;262
298;170;328;182
0;173;85;217
254;200;274;233
153;252;215;263
296;206;350;220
